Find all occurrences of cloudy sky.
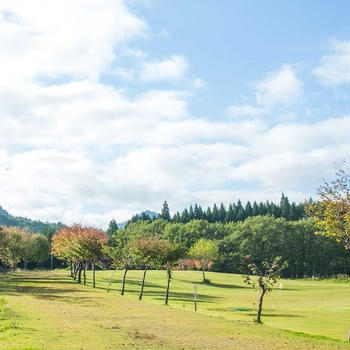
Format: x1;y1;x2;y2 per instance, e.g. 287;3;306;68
0;0;349;228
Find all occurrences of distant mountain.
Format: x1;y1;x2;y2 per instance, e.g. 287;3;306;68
0;205;63;234
117;210;160;229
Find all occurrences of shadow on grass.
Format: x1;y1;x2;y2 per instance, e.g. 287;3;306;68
0;272;90;297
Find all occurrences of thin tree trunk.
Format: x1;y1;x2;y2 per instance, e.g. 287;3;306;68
77;264;82;284
139;265;148;300
202;267;206;283
121;268;128;295
256;278;266;323
70;261;73;278
24;259;27;271
107;269;117;292
92;262;95;288
165;263;171;305
83;264;87;285
73;263;78;280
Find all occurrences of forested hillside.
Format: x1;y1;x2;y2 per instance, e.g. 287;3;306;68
0;205;62;234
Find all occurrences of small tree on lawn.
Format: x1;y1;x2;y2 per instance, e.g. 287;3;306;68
243;256;286;323
188;239;218;283
105;230;134;295
157;241;184;305
130;237;165;300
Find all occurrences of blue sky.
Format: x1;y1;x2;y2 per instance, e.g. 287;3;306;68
0;0;348;227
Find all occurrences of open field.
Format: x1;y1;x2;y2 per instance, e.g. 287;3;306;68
0;269;349;350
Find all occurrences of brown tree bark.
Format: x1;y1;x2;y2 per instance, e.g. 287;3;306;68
164;262;171;305
138;265;148;300
256;277;266;323
92;262;95;288
77;264;82;284
121;268;128;295
202;267;206;283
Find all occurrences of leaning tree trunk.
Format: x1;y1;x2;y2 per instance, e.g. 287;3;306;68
256;278;267;323
92;261;96;288
121;268;128;295
139;265;148;300
164;262;171;305
202;267;206;283
107;269;117;292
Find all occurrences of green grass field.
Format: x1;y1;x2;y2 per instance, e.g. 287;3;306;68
0;269;349;350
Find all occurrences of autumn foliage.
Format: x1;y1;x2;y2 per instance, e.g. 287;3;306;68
52;224;107;286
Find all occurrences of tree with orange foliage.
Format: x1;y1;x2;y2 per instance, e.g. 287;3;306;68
52;224;107;287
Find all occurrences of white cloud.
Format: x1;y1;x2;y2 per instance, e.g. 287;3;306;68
226;104;265;117
0;1;347;229
255;65;302;107
139;55;188;82
226;65;302;118
312;40;350;86
0;0;147;82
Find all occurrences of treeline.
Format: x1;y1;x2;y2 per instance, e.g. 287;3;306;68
0;205;63;234
130;194;306;225
109;215;349;278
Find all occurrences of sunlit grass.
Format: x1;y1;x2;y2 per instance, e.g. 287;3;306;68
0;269;348;350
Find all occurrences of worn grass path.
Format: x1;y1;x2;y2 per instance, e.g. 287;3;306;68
0;270;349;350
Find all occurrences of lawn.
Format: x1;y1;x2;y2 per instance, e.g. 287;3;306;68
0;269;349;350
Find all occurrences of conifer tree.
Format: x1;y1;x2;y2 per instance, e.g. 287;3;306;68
161;201;171;221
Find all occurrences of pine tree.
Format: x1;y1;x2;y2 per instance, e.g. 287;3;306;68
107;219;118;244
252;201;260;216
245;201;253;217
236;200;245;221
188;205;195;221
225;204;235;222
161;201;171;221
280;194;291;219
218;203;226;223
180;208;189;223
205;207;212;223
212;204;219;222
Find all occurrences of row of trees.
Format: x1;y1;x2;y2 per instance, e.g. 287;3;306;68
0;226;50;271
51;225;107;287
130;194;306;224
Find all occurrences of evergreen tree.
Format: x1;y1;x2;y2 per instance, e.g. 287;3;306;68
236;200;245;221
172;211;181;223
259;202;267;215
107;219;118;244
225;204;235;222
289;202;297;220
205;207;212;223
161;201;171;221
180;208;189;223
212;204;219;222
245;201;253;217
218;203;226;223
252;201;260;216
188;205;195;221
194;204;203;220
280;194;291;219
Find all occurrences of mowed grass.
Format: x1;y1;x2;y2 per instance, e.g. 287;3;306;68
0;270;348;350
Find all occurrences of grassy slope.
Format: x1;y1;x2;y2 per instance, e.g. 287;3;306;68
0;270;348;350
